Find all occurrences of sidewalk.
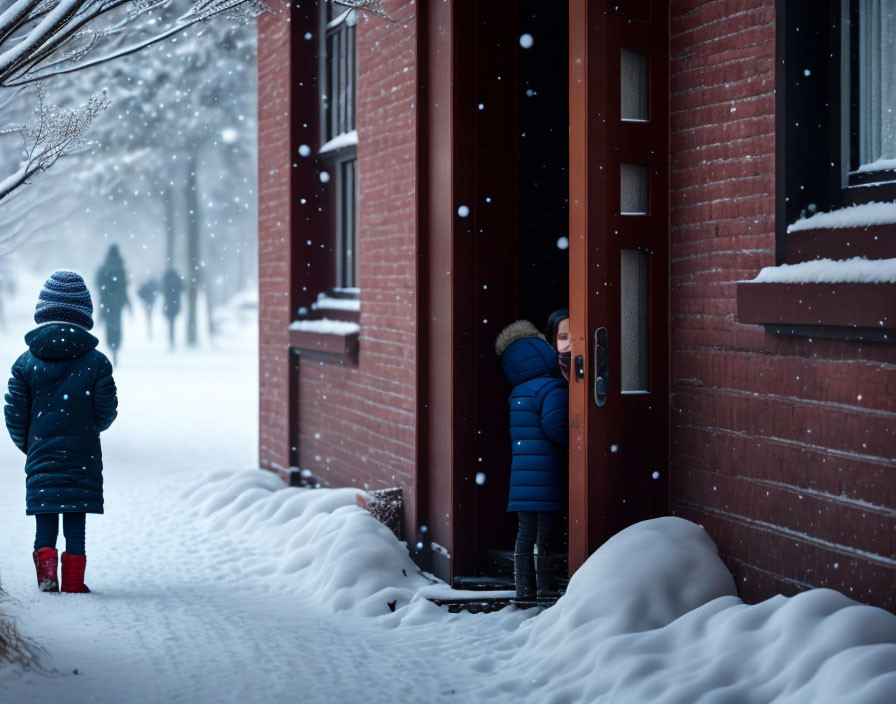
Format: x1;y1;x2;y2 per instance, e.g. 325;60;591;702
0;278;522;703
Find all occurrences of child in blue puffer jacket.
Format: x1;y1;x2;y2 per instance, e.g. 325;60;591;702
496;320;568;600
4;270;118;593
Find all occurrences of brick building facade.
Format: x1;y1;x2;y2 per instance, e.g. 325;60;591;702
258;0;896;610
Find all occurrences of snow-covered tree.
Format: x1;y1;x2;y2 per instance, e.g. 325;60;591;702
67;12;258;344
0;0;269;205
0;0;268;87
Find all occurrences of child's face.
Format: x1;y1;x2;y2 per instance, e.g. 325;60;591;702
555;318;571;353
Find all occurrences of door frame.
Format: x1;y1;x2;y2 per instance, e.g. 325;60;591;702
418;0;521;582
420;0;670;581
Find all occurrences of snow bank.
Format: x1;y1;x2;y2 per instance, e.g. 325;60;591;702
478;518;896;703
184;471;896;703
484;585;896;703
182;470;433;616
547;517;737;636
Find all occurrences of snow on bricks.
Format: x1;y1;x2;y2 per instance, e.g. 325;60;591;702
176;469;896;703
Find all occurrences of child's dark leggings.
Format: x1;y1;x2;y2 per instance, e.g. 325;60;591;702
515;511;557;555
33;513;86;555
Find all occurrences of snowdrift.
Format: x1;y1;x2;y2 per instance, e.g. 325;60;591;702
182;469;433;617
185;470;896;703
480;518;896;703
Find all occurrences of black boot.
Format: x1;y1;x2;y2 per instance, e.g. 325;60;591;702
514;553;536;601
535;553;561;600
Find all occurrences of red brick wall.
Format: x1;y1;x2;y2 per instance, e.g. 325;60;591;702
258;1;419;509
669;0;896;610
257;0;293;471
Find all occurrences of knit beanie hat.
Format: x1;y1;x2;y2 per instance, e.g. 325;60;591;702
34;270;94;330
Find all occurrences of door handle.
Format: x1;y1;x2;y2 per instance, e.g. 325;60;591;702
594;326;608;407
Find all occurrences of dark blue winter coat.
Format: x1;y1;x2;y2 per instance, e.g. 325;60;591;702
4;324;118;515
501;337;568;513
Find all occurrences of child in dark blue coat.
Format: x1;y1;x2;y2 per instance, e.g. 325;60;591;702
4;271;118;593
496;320;568;600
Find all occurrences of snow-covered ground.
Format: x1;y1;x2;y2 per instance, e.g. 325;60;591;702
1;269;895;703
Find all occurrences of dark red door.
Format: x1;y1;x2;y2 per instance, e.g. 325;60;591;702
568;0;670;572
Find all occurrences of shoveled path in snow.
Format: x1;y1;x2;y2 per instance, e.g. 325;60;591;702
0;291;520;703
1;468;509;703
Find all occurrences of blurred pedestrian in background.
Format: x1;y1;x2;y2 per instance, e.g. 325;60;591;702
96;245;131;365
137;278;159;339
97;244;132;364
162;267;184;350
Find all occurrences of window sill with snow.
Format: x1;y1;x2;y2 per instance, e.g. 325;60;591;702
289;289;361;362
737;204;896;342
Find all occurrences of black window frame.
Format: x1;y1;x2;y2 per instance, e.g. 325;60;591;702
334;155;358;289
318;0;359;291
847;0;896;188
777;0;896;264
737;1;896;342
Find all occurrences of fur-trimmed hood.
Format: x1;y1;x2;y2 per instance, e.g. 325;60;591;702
495;320;545;356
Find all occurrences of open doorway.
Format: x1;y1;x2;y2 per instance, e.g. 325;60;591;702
453;0;569;589
517;1;570;328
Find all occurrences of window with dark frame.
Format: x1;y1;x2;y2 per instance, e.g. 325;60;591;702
285;1;361;365
319;0;359;291
736;0;896;340
782;0;895;229
848;0;896;190
322;1;356;143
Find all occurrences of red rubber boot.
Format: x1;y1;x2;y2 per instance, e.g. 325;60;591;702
33;547;59;592
61;552;90;593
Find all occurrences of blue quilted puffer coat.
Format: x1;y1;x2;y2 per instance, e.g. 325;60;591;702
501;336;569;513
4;324;118;515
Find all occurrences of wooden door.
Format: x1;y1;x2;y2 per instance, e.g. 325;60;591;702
568;0;670;572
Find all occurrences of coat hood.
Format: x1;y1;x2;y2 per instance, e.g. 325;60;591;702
25;323;99;361
495;320;546;356
501;336;561;386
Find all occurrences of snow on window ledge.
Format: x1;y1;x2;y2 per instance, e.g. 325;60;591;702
319;130;358;154
736;262;896;337
854;157;896;175
312;294;361;312
743;257;896;284
787;201;896;232
289;318;360;360
289;319;360;335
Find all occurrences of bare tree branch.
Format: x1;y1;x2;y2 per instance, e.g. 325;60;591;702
0;0;390;203
0;0;268;200
0;0;270;87
5;0;266;85
0;0;45;46
0;83;108;200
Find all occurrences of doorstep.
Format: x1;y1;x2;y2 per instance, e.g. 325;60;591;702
427;596;558;613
